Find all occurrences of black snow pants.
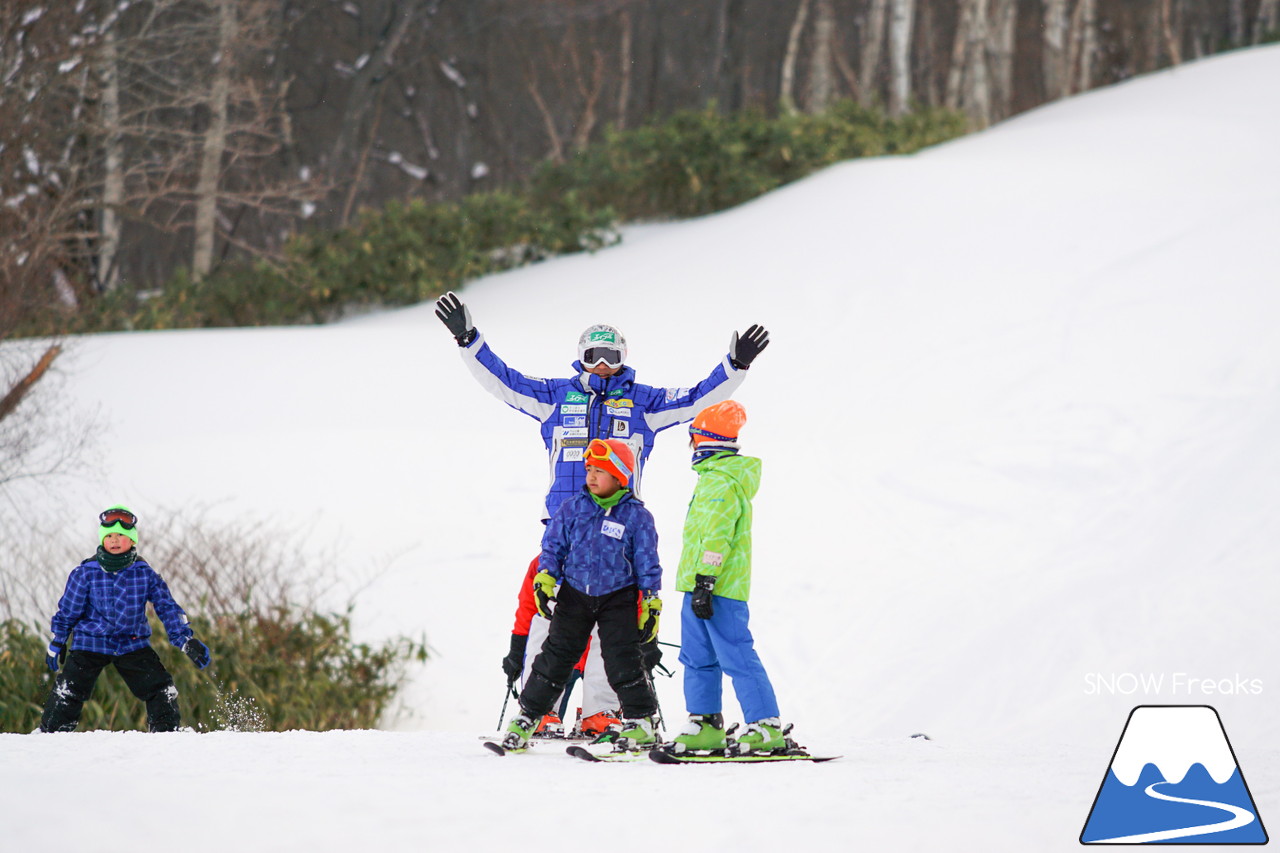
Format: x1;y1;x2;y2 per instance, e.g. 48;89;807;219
41;646;181;733
520;582;657;720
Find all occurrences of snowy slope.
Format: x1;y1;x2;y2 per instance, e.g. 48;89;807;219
4;45;1280;852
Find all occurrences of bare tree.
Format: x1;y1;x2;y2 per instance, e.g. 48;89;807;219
0;3;101;326
804;0;838;113
859;0;889;107
0;342;97;513
779;0;811;115
986;0;1018;121
1255;0;1280;42
946;0;991;125
329;0;432;219
617;7;634;127
192;0;237;281
1158;0;1182;66
1043;0;1069;99
887;0;917;117
98;17;125;292
1068;0;1098;92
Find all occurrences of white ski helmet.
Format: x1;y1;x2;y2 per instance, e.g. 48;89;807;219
578;324;628;368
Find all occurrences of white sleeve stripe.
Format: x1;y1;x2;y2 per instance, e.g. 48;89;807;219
643;356;746;430
461;334;558;422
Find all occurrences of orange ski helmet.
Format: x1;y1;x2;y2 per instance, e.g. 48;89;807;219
584;438;636;486
689;400;747;447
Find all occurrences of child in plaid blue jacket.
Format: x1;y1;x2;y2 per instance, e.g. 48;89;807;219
40;506;212;733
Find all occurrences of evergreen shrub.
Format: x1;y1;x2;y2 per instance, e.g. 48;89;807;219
529;101;967;220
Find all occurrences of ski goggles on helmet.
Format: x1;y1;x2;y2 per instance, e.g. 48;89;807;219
581;346;624;369
99;508;138;530
584;439;634;483
689;426;736;442
689;425;738;449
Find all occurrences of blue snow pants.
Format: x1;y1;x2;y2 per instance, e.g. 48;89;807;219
678;593;779;722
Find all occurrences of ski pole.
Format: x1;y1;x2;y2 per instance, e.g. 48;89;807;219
497;676;517;731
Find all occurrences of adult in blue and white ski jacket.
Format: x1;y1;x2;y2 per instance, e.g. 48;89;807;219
540;487;662;597
459;333;747;518
50;556;194;656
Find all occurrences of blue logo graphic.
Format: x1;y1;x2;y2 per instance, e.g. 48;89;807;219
1081;705;1267;844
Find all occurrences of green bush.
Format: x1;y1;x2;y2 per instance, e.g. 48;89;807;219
0;610;425;733
285;190;617;316
19;190;616;335
529;101;967;220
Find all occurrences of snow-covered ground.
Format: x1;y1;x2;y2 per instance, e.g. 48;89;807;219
4;45;1280;852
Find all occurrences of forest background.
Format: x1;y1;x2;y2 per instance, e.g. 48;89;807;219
3;0;1278;336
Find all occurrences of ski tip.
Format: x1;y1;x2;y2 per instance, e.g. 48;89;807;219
566;745;603;762
482;741;507;756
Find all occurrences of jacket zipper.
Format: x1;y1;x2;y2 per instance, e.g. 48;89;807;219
590;374;611;439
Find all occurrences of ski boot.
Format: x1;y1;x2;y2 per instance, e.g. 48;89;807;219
732;717;787;754
580;710;621;738
532;713;563;738
502;713;538;751
672;713;726;754
614;715;657;751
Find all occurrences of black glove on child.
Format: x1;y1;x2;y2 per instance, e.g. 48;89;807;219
729;324;770;370
434;291;477;346
183;638;212;670
692;574;716;620
502;632;528;682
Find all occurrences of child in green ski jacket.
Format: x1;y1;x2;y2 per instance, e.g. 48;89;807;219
672;400;786;755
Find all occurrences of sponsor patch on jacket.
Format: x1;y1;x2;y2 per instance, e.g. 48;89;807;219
562;415;586;427
565;392;588;403
702;551;724;567
664;387;690;403
561;404;587;414
607;398;633;407
561;438;589;448
563;448;584;462
601;520;625;540
562;427;588;438
611;420;630;438
522;374;545;382
605;405;630;418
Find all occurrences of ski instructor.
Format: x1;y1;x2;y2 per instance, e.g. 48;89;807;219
433;290;770;518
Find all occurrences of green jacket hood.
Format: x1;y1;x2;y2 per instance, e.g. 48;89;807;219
693;452;761;500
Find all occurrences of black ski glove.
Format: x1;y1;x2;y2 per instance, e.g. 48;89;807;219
45;641;67;673
183;638;212;670
434;291;477;346
692;574;716;620
502;633;528;681
729;324;770;370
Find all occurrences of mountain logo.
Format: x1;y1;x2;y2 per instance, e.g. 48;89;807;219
1081;705;1267;845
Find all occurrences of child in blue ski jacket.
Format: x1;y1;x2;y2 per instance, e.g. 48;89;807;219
40;506;212;732
501;439;664;751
